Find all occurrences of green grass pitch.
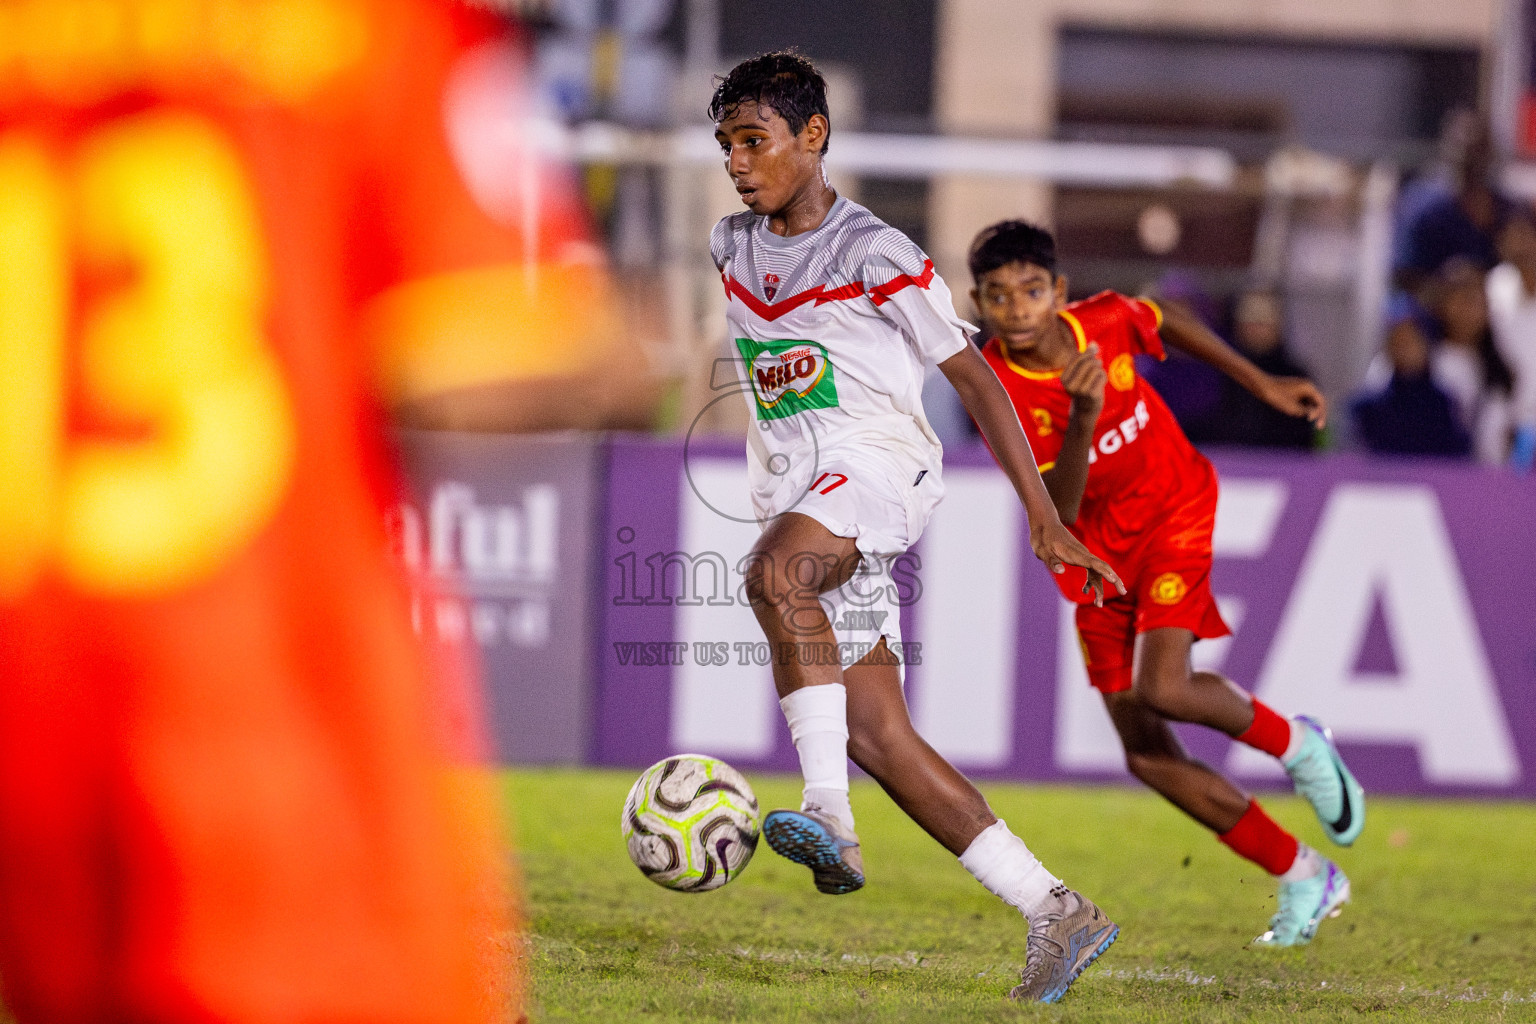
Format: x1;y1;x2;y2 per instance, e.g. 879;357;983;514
508;768;1536;1022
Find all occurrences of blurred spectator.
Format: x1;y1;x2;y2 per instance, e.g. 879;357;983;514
1424;259;1514;464
1393;110;1478;254
1200;290;1315;450
1139;270;1226;443
1487;211;1536;472
1393;115;1510;297
1352;299;1472;457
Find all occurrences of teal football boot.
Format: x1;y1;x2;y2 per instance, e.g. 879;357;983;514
1252;859;1351;947
1284;715;1366;846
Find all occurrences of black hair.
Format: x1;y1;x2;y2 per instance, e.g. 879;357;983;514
968;219;1058;282
708;50;830;155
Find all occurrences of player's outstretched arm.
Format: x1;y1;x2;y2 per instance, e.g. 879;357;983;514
1156;299;1327;429
939;344;1125;605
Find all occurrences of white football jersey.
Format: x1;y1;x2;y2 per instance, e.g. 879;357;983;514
710;196;974;521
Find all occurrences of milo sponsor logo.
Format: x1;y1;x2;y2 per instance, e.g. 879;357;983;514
754;346;824;399
735;338;840;420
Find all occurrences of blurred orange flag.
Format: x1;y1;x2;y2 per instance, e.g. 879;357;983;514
0;2;596;1022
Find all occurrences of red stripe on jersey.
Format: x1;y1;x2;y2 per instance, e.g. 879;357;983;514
721;261;932;320
868;259;935;306
722;274;866;321
815;281;866;304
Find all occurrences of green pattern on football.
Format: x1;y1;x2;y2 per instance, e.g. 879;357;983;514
621;754;760;892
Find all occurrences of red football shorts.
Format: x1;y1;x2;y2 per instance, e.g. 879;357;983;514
1074;526;1230;695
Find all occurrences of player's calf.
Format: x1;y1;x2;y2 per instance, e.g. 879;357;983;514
1106;689;1251;832
1133;666;1255;735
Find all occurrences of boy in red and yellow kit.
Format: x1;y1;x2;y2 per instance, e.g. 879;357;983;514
969;220;1365;947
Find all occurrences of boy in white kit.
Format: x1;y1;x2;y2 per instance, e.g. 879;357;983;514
708;51;1125;1003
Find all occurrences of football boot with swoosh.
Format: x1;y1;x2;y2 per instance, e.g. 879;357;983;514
1283;715;1365;846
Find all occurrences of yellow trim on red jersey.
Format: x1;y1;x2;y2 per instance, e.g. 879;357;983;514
1058;308;1091;352
1036;460;1057;473
1140;297;1164;330
996;312;1089;380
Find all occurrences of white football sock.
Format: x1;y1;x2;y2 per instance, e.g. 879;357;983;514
1278;843;1323;883
958;819;1062;919
780;684;853;830
1281;718;1307;764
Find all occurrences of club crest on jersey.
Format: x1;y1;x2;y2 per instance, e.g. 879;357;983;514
1149;572;1188;605
734;337;840;420
763;272;781;300
1109;353;1136;391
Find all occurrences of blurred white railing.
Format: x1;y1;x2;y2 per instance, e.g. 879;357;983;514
537;121;1237;189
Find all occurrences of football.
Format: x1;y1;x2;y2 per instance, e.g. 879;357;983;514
621;754;760;892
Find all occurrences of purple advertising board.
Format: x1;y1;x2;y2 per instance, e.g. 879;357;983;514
395;431;602;765
593;435;1536;798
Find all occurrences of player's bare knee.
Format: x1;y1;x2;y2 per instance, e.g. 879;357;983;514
742;552;796;620
745;547;832;622
1133;670;1192;719
741;551;773;606
847;734;882;777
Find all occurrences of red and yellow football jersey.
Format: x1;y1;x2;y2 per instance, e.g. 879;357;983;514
982;291;1218;603
0;3;600;1022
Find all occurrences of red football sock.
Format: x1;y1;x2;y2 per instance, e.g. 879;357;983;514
1218;800;1299;876
1235;698;1291;758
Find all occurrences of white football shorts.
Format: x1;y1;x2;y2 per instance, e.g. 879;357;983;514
756;445;942;681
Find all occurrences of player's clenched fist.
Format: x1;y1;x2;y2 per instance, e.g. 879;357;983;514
1257;375;1328;429
1061;342;1107;412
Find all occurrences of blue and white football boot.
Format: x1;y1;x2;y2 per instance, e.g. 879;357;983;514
1009;886;1119;1003
762;807;865;894
1252;859;1351;947
1284;715;1366;846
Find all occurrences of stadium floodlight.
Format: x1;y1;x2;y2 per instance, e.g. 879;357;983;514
538;122;1237;190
